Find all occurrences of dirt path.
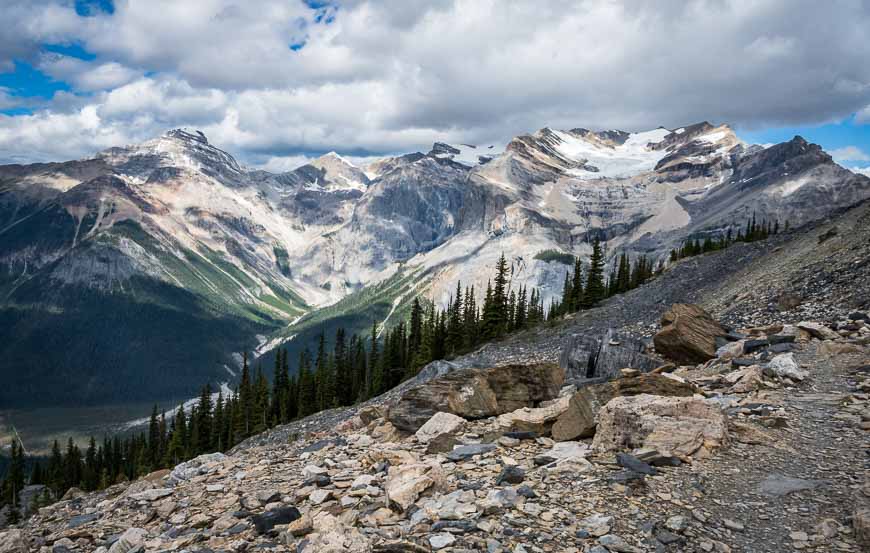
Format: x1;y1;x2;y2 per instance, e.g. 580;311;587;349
641;345;868;552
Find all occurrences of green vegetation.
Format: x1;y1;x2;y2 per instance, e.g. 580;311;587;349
534;249;576;266
669;214;781;262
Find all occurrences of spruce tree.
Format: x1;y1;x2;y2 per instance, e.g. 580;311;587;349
333;328;348;406
446;283;464;355
408;299;423;363
570;256;583;310
582;238;606;308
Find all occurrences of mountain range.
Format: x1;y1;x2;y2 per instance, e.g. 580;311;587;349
2;122;869;409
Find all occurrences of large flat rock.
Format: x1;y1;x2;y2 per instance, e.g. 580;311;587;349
388;363;564;432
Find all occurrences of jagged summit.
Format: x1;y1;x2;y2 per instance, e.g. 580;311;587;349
164;128;209;144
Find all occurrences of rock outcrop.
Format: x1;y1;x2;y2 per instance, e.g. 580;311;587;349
559;329;659;382
653;304;728;364
388;363;564;432
495;373;697;441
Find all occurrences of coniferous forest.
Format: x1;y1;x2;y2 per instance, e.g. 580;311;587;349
1;222;779;518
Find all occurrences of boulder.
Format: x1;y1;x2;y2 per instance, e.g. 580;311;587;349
108;528;148;553
299;512;371;552
388;363;564;432
445;443;496;461
415;411;467;444
653;304;728;364
716;340;744;360
764;353;808;381
797;321;839;341
497;395;571;436
358;405;387;425
726;366;765;393
551;374;698;441
370;420;405;443
385;462;445;511
252;507;302;535
560;329;659;381
592;394;728;460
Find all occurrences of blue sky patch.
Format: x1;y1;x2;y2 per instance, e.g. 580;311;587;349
74;0;115;17
0;62;70;99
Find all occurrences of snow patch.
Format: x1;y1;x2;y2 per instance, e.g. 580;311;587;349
552;128;671;180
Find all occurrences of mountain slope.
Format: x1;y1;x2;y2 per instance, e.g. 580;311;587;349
1;122;868;410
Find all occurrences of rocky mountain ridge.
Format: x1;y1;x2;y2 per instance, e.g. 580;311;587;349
2;122;869;409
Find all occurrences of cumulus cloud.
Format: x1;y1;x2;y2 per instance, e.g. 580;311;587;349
0;0;869;168
39;55;140;91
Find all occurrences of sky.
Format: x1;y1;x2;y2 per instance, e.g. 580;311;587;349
0;0;868;175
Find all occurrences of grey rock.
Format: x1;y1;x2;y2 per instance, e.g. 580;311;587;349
616;453;657;475
495;465;526;485
758;474;823;497
68;512;100;528
446;443;496;462
252;507;302;535
560;328;659;382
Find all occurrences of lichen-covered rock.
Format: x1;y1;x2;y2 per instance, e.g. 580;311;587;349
654;304;728;364
592;394;728;460
388;363;564;432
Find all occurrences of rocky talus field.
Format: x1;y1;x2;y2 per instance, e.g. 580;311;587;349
3;205;870;552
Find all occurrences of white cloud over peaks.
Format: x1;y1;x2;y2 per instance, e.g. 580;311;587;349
853;166;870;178
831;146;870;163
0;0;870;168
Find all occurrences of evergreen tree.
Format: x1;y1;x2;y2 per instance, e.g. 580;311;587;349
368;321;380;398
333;328;349;406
236;352;252;439
297;348;316;417
408;298;424;364
446;282;464;355
581;238;606;308
570;255;584;310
